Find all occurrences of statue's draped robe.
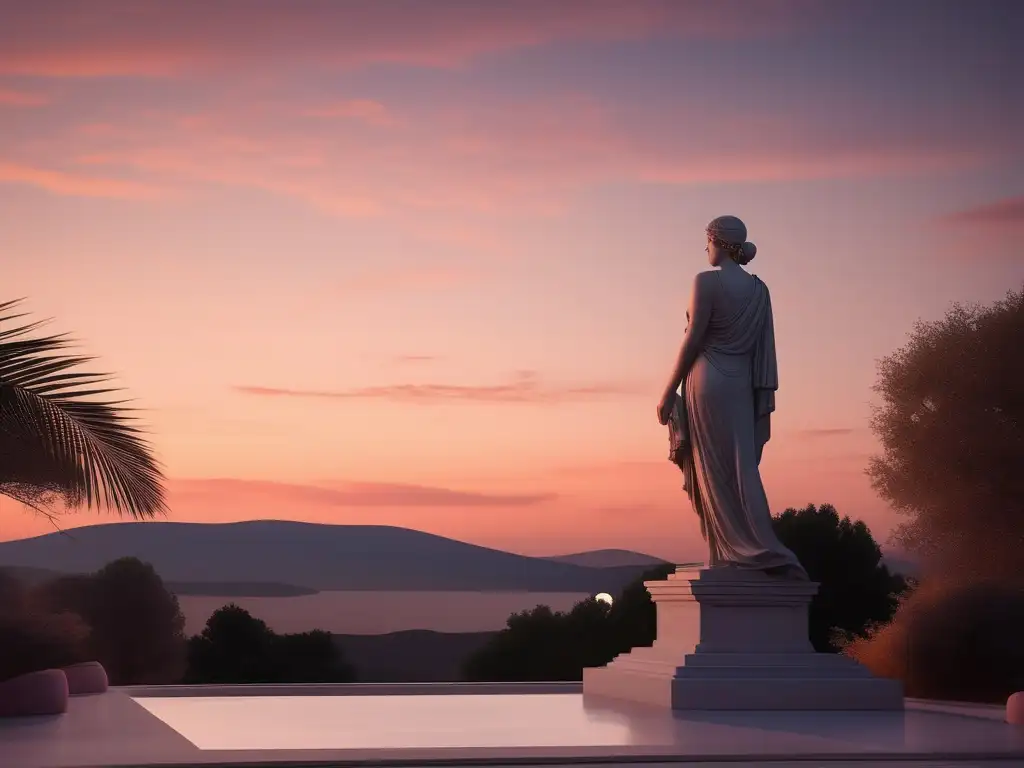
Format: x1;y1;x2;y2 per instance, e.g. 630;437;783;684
676;275;806;575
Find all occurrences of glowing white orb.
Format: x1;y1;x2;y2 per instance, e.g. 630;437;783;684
594;592;614;606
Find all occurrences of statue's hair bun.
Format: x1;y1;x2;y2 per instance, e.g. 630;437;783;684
736;241;757;265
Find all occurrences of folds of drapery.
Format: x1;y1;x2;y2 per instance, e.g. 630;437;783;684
668;276;779;495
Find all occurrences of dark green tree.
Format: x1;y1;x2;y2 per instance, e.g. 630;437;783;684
184;604;354;683
605;562;674;654
773;503;908;651
272;630;354;683
184;604;278;683
463;564;672;682
463;604;576;682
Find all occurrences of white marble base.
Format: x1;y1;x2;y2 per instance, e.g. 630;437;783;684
583;565;904;711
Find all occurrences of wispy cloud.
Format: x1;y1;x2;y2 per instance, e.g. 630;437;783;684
392;354;439;365
234;370;643;404
47;93;995;222
304;99;397;127
0;1;816;78
939;196;1024;227
795;428;858;439
75;142;381;216
171;477;554;507
0;161;165;200
0;87;48;107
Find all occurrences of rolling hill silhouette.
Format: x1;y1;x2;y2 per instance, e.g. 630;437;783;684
0;520;649;593
543;549;668;568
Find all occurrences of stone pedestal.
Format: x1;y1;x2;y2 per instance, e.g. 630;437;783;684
583;565;904;711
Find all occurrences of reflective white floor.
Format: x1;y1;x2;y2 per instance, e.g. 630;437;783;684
131;691;1024;758
135;693;638;750
3;688;1024;767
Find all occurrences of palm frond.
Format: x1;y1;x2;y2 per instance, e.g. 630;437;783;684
0;299;167;519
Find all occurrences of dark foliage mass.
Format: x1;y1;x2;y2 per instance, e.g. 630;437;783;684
0;569;90;682
0;558;353;686
774;504;907;652
35;557;187;684
867;287;1024;583
184;604;354;684
1;557;186;684
850;287;1024;702
463;505;904;681
847;580;1024;703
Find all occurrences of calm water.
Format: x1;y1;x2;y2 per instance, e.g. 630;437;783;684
177;591;590;636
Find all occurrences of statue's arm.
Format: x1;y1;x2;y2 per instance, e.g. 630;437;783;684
660;272;714;401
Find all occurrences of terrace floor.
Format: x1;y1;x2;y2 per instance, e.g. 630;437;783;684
1;682;1022;768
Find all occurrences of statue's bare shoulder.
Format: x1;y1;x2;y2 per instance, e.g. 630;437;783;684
686;270;719;329
691;269;719;297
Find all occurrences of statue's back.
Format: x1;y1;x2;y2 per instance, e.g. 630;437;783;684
700;270;769;366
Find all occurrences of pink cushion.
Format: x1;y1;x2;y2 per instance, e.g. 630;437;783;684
62;661;108;695
0;669;69;717
1008;691;1024;725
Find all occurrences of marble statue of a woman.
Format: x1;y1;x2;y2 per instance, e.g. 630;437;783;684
657;215;807;580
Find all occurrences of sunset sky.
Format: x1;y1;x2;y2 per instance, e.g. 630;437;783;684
1;0;1021;560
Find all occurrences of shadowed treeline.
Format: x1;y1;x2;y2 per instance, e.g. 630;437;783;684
0;558;354;685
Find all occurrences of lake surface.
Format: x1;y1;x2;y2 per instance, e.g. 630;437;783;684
178;591;591;636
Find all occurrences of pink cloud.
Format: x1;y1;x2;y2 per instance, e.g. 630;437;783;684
304;99;397;127
170;477;554;507
0;87;49;107
76;143;380;216
234;370;644;404
637;146;990;185
795;428;858;439
392;355;439;365
0;161;165;200
0;1;817;78
939;196;1024;227
52;92;995;222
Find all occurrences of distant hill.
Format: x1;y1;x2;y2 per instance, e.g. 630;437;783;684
0;521;648;594
0;565;318;597
543;549;668;568
0;565;64;585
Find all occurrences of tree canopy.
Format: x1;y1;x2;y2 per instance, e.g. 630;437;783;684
184;604;354;684
0;570;90;683
774;504;907;651
849;288;1024;702
867;287;1024;582
36;557;187;684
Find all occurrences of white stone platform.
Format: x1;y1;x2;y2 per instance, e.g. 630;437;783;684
584;565;904;710
0;684;1022;767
